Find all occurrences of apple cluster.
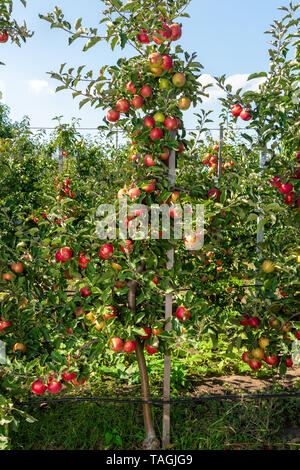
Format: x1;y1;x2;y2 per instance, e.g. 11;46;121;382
231;104;253;121
269;151;300;208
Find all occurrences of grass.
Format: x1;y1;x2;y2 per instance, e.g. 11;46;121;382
11;396;300;450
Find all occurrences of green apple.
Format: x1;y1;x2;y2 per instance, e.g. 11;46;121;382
159;78;170;90
153;112;165;123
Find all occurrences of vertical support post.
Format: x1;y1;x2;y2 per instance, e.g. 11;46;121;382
256;151;267;259
217;126;223;182
162;131;176;449
58;146;63;175
77;151;80;173
116;129;119;148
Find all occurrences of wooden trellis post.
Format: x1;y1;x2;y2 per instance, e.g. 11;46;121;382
257;151;267;259
217;126;224;182
58;146;63;175
162;132;176;449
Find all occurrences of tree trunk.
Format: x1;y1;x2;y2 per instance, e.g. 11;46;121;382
128;267;160;450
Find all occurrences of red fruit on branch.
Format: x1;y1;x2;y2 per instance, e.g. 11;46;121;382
0;31;9;43
148;52;163;68
242;352;250;363
103;306;117;320
131;94;144;109
140;85;152;98
120;240;133;254
150;128;163;140
31;380;47;395
248;359;262;370
107;109;120;122
79;253;90;269
269;176;281;187
128;187;141;199
286;358;293;368
142;181;156;193
0;320;11;333
144;154;156;166
264;355;278;366
146;344;158;355
123;340;137;353
55;247;73;263
144;116;155;128
169;23;182;41
72;377;86;386
110;337;124;352
63;371;77;381
279;183;293;194
11;262;24;273
125;81;136;93
207;189;221;201
153;23;171;44
99;243;114;260
295;331;300;340
139;326;151;339
116;99;130;113
164;116;178;130
137;30;150;44
80;286;92;298
248;317;260;328
231;104;243;117
47;380;62;394
162;54;173;70
175;306;191;321
240;109;252;121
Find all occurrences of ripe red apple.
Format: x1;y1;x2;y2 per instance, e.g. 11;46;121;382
107;109;120;122
258;337;269;349
142;181;156;193
144;154;156;166
63;371;77;381
269;176;281;187
123;340;137;353
125;81;136;93
162;54;173;70
242;352;250;363
175;306;191;321
137;30;150;44
248;359;262;370
131;94;143;109
144;116;155;128
128;187;141;199
150;128;163;140
72;377;86;386
164;116;178;130
110;337;124;352
146;344;158;355
11;262;24;273
79;253;90;269
80;286;92;298
148;52;163;68
0;320;11;333
139;326;151;339
47;380;62;394
99;243;114;260
31;380;47;395
55;247;73;263
231;104;243;117
152;327;163;336
152;23;171;44
264;355;278;366
248;317;260;328
279;183;293;194
120;240;133;254
116;99;130;113
251;348;264;360
240;108;252;121
140;85;152;98
13;343;27;353
207;189;221;201
172;73;186;87
177;142;185;153
0;31;9;43
295;331;300;340
286;358;293;368
169;23;182;41
103;306;117;320
159;148;169;160
170;206;183;219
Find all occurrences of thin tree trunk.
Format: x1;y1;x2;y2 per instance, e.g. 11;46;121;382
128;265;160;449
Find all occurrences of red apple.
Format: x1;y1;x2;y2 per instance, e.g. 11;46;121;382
207;189;221;201
79;253;90;269
110;337;124;352
128;187;141;199
63;371;77;381
164;116;178;130
150;128;163;140
231;104;243;117
116;99;130;113
242;352;250;363
248;317;260;328
11;262;24;273
148;52;163;68
248;359;262;370
99;243;114;260
269;176;281;187
175;306;191;321
172;73;186;88
144;116;155;128
103;306;117;320
120;240;133;254
139;326;151;339
107;109;120;122
144;154;156;166
123;340;137;353
72;377;86;386
137;30;150;44
142;181;156;193
140;85;152;98
240;108;252;121
31;380;47;395
169;23;182;41
47;380;62;394
279;183;293;194
286;358;293;368
146;344;158;355
131;94;144;109
162;54;173;70
80;286;92;298
125;81;136;93
55;247;73;263
264;355;278;366
0;31;9;43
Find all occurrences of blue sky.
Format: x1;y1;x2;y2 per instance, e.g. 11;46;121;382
0;0;292;134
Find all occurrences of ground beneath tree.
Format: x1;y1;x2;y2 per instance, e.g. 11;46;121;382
190;368;300;395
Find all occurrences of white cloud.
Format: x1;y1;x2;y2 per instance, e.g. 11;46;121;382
28;80;55;96
0;80;6;103
199;73;267;103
